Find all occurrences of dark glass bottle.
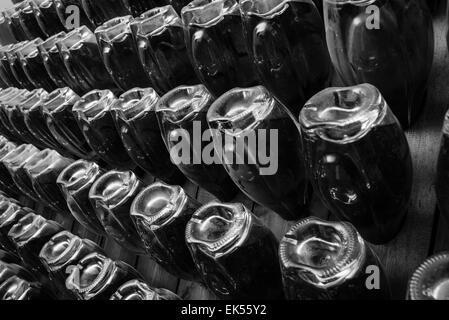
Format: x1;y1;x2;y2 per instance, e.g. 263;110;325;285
0;142;21;197
132;5;199;94
81;0;131;28
0;248;21;264
43;87;95;160
89;170;146;254
0;90;34;143
31;0;66;37
0;88;28;142
407;252;449;300
436;110;449;224
280;217;391;300
7;89;49;149
182;0;259;97
130;182;201;281
7;42;36;90
324;0;433;128
2;8;28;42
110;279;181;300
56;26;117;94
39;230;103;298
299;84;412;244
208;86;310;221
53;0;95;31
166;0;191;14
15;38;57;92
112;87;185;184
73;89;135;169
0;261;36;285
24;149;73;213
240;0;331;115
15;0;48;39
8;213;63;273
185;201;284;299
0;44;22;88
0;12;18;46
126;0;168;16
37;31;84;93
156;84;239;201
65;252;142;300
0;276;54;300
2;144;41;201
95;15;152;92
57;159;106;235
0;202;31;252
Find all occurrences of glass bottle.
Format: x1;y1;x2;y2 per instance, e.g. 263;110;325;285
0;141;21;197
280;217;391;300
436;110;449;224
240;0;331;115
0;44;22;88
0;89;34;143
0;202;31;252
31;0;66;37
299;84;412;244
111;87;185;184
65;252;142;300
0;89;27;142
0;276;54;300
126;0;168;17
0;11;18;46
6;41;36;90
8;213;63;273
6;89;49;149
15;38;57;92
0;261;36;285
95;16;152;92
185;201;284;299
110;279;181;300
56;26;117;93
57;159;106;235
156;84;239;201
130;182;201;281
81;0;131;28
24;149;73;213
207;85;310;220
42;87;95;160
15;0;48;39
72;89;135;169
53;0;95;31
132;5;199;94
0;248;21;264
2;8;28;42
2;144;41;201
39;230;103;298
88;170;146;254
37;31;84;93
407;252;449;300
182;0;259;97
166;0;191;14
324;0;433;128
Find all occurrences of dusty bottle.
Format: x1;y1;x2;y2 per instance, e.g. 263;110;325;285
73;89;135;169
407;252;449;300
132;5;198;94
0;275;54;300
39;230;103;298
0;202;31;252
299;84;412;244
112;87;185;184
280;217;391;300
56;26;117;93
208;86;310;220
24;149;73;213
182;0;259;97
82;0;131;28
8;213;63;273
2;144;41;201
110;279;181;300
156;84;239;201
95;16;152;92
89;170;146;254
32;0;66;37
15;38;57;92
43;87;95;160
131;182;200;281
324;0;433;128
65;252;142;300
185;201;284;299
240;0;331;114
57;159;106;235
